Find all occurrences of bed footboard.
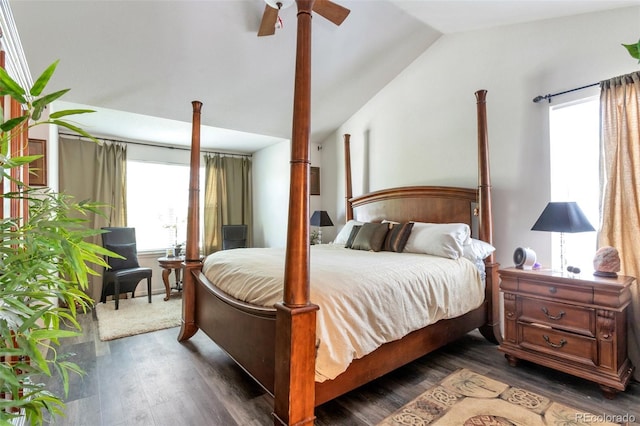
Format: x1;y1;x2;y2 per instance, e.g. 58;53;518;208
187;270;277;395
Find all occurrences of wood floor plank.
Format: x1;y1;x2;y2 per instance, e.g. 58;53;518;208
43;311;639;425
57;394;101;426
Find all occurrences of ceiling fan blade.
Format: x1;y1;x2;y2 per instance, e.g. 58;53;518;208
312;0;350;26
258;4;279;37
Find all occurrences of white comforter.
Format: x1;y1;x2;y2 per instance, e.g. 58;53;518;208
202;244;485;382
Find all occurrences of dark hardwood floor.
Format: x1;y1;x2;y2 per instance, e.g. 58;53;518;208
44;309;639;425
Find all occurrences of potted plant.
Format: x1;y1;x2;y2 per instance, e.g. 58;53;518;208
0;61;111;425
310;229;320;245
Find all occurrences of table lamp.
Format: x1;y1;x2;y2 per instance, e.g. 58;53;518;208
310;210;334;244
531;201;595;271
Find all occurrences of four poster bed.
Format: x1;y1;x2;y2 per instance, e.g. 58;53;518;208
178;89;500;425
178;4;497;425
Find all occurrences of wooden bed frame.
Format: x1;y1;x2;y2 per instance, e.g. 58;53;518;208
178;3;499;425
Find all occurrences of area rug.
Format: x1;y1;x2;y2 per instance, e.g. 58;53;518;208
378;368;622;426
95;294;181;341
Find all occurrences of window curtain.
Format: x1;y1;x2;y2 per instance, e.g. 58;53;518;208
59;137;127;301
203;154;252;254
599;71;640;381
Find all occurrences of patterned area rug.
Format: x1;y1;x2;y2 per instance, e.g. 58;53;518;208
95;293;181;341
378;368;621;426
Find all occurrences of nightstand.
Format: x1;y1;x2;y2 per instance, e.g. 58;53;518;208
498;267;635;399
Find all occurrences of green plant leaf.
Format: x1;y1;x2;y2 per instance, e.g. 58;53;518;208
31;88;70;111
17;306;51;333
622;38;640;63
48;119;100;143
30;60;59;97
49;108;95;119
0;115;28;133
27;338;51;375
3;154;39;169
0;66;27;104
57;360;84;396
30;329;81;341
32;103;45;121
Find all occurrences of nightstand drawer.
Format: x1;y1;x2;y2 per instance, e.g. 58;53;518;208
518;279;593;304
519;298;595;337
520;324;596;367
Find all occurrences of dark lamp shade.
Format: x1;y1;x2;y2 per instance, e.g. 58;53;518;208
531;202;595;233
310;210;334;227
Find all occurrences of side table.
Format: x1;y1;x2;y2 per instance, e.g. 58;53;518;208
158;256;184;301
499;267;634;398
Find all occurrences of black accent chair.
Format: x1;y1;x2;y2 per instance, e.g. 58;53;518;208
221;224;248;250
101;227;152;310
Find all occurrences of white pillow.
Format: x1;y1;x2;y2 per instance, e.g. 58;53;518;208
332;220;363;246
462;238;496;261
403;222;471;259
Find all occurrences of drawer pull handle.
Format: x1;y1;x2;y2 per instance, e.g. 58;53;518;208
541;307;565;321
548;286;557;294
543;335;567;349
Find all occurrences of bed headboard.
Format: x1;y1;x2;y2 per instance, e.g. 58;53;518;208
350;186;480;238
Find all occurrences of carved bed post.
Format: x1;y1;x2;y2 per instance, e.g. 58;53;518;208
273;1;318;425
178;100;203;342
344;134;353;221
475;90;501;344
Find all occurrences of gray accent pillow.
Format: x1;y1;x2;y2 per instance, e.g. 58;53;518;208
350;222;389;252
345;225;362;249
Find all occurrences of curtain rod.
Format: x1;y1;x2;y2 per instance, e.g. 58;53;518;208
58;132;252;158
532;82;599;103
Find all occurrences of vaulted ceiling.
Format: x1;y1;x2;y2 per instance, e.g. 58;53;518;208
11;0;640;152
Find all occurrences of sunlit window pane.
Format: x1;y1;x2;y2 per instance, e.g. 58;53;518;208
549;97;599;270
127;161;190;251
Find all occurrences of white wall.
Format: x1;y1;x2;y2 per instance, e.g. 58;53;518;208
320;6;640;269
253;139;324;248
253;140;290;248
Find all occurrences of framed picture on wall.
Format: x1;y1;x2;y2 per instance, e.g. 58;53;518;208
28;138;47;186
310;166;320;195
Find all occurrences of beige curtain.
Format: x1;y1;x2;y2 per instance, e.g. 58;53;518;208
599;71;640;381
59;137;127;301
203;154;252;254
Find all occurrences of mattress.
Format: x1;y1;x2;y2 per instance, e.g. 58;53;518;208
202;244;485;382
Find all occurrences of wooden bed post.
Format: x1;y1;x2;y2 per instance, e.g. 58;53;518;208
344;134;353;221
475;90;493;254
273;1;318;425
178;100;203;342
475;90;501;344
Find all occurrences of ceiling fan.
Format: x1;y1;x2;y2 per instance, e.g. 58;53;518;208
257;0;350;36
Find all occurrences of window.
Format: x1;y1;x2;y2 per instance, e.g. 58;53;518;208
127;161;192;251
549;96;599;270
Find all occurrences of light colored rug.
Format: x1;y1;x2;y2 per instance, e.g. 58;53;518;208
95;294;181;341
378;368;623;426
